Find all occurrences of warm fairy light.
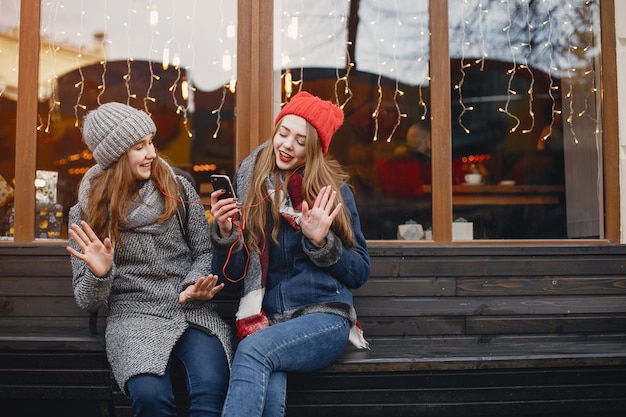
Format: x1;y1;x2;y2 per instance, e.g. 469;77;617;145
385;4;403;143
371;1;383;142
172;54;180;69
457;1;474;134
501;0;521;134
181;76;189;100
520;0;535;134
210;0;238;139
334;10;352;109
415;11;429;121
149;6;159;27
222;52;232;71
226;22;236;39
284;69;293;98
162;47;170;70
287;16;299;40
228;76;237;93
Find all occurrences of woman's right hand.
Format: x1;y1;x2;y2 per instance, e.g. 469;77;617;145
66;220;114;277
210;190;240;237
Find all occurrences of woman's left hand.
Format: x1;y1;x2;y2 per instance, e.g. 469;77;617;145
301;185;341;248
179;274;224;303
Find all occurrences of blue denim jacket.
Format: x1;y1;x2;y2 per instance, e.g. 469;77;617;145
211;184;370;316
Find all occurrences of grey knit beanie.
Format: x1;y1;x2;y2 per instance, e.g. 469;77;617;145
82;102;157;169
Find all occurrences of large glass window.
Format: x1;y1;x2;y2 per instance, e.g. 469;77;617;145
275;0;604;241
0;0;616;244
275;0;433;240
448;0;602;240
0;0;19;239
0;0;238;240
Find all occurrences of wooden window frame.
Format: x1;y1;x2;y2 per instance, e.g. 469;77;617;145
8;0;619;244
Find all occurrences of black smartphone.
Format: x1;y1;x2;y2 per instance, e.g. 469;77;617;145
210;174;237;201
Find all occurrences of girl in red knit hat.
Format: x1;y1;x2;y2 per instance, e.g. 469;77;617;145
210;91;371;417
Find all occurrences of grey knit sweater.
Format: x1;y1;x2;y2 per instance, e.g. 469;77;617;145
69;165;234;395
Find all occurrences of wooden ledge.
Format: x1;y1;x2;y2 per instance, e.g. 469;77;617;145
326;336;626;372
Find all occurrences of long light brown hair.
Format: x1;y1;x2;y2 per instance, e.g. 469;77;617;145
243;119;355;253
84;154;179;247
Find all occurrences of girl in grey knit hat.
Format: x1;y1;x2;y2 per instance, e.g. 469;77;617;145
66;102;234;417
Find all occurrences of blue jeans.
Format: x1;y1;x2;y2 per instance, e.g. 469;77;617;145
126;327;229;417
221;313;350;417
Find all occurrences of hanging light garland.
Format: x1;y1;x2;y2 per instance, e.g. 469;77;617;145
334;11;353;110
211;0;237;139
499;0;521;134
40;0;65;134
455;0;475;135
73;3;88;127
520;0;536;134
371;0;383;142
168;0;192;138
96;1;110;105
122;4;136;105
385;0;406;143
414;8;428;121
281;4;304;104
541;0;559;142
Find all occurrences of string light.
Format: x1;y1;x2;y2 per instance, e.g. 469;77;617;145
385;0;405;143
499;0;521;134
123;4;136;105
143;1;158;112
577;1;600;136
162;46;170;70
211;0;237;139
456;0;474;135
149;5;159;27
96;4;110;105
371;0;382;142
334;2;353;109
415;9;428;121
562;4;579;144
41;0;62;133
24;0;602;174
287;16;299;40
177;3;198;140
541;0;558;142
164;0;192;138
520;0;535;134
281;4;304;103
474;2;488;71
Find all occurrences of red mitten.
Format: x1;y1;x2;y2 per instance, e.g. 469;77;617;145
236;311;269;339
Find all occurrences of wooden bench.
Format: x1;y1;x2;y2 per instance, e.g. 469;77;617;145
2;244;626;417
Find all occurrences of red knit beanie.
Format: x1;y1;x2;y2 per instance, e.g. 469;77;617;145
275;91;344;154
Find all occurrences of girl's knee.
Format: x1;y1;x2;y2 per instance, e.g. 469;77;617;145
127;374;175;416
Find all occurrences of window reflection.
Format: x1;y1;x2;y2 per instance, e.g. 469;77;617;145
0;1;238;239
276;0;602;240
448;0;602;240
0;3;19;239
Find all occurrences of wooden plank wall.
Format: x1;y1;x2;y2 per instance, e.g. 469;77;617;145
0;245;626;338
0;246;93;337
2;244;626;341
356;245;626;341
1;244;626;417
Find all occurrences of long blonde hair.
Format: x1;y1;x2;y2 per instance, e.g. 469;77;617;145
243;119;355;253
85;154;179;247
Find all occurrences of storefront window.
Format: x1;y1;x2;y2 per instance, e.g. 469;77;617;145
1;0;237;240
0;1;19;239
448;0;602;240
275;0;433;240
276;0;603;241
0;0;614;244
